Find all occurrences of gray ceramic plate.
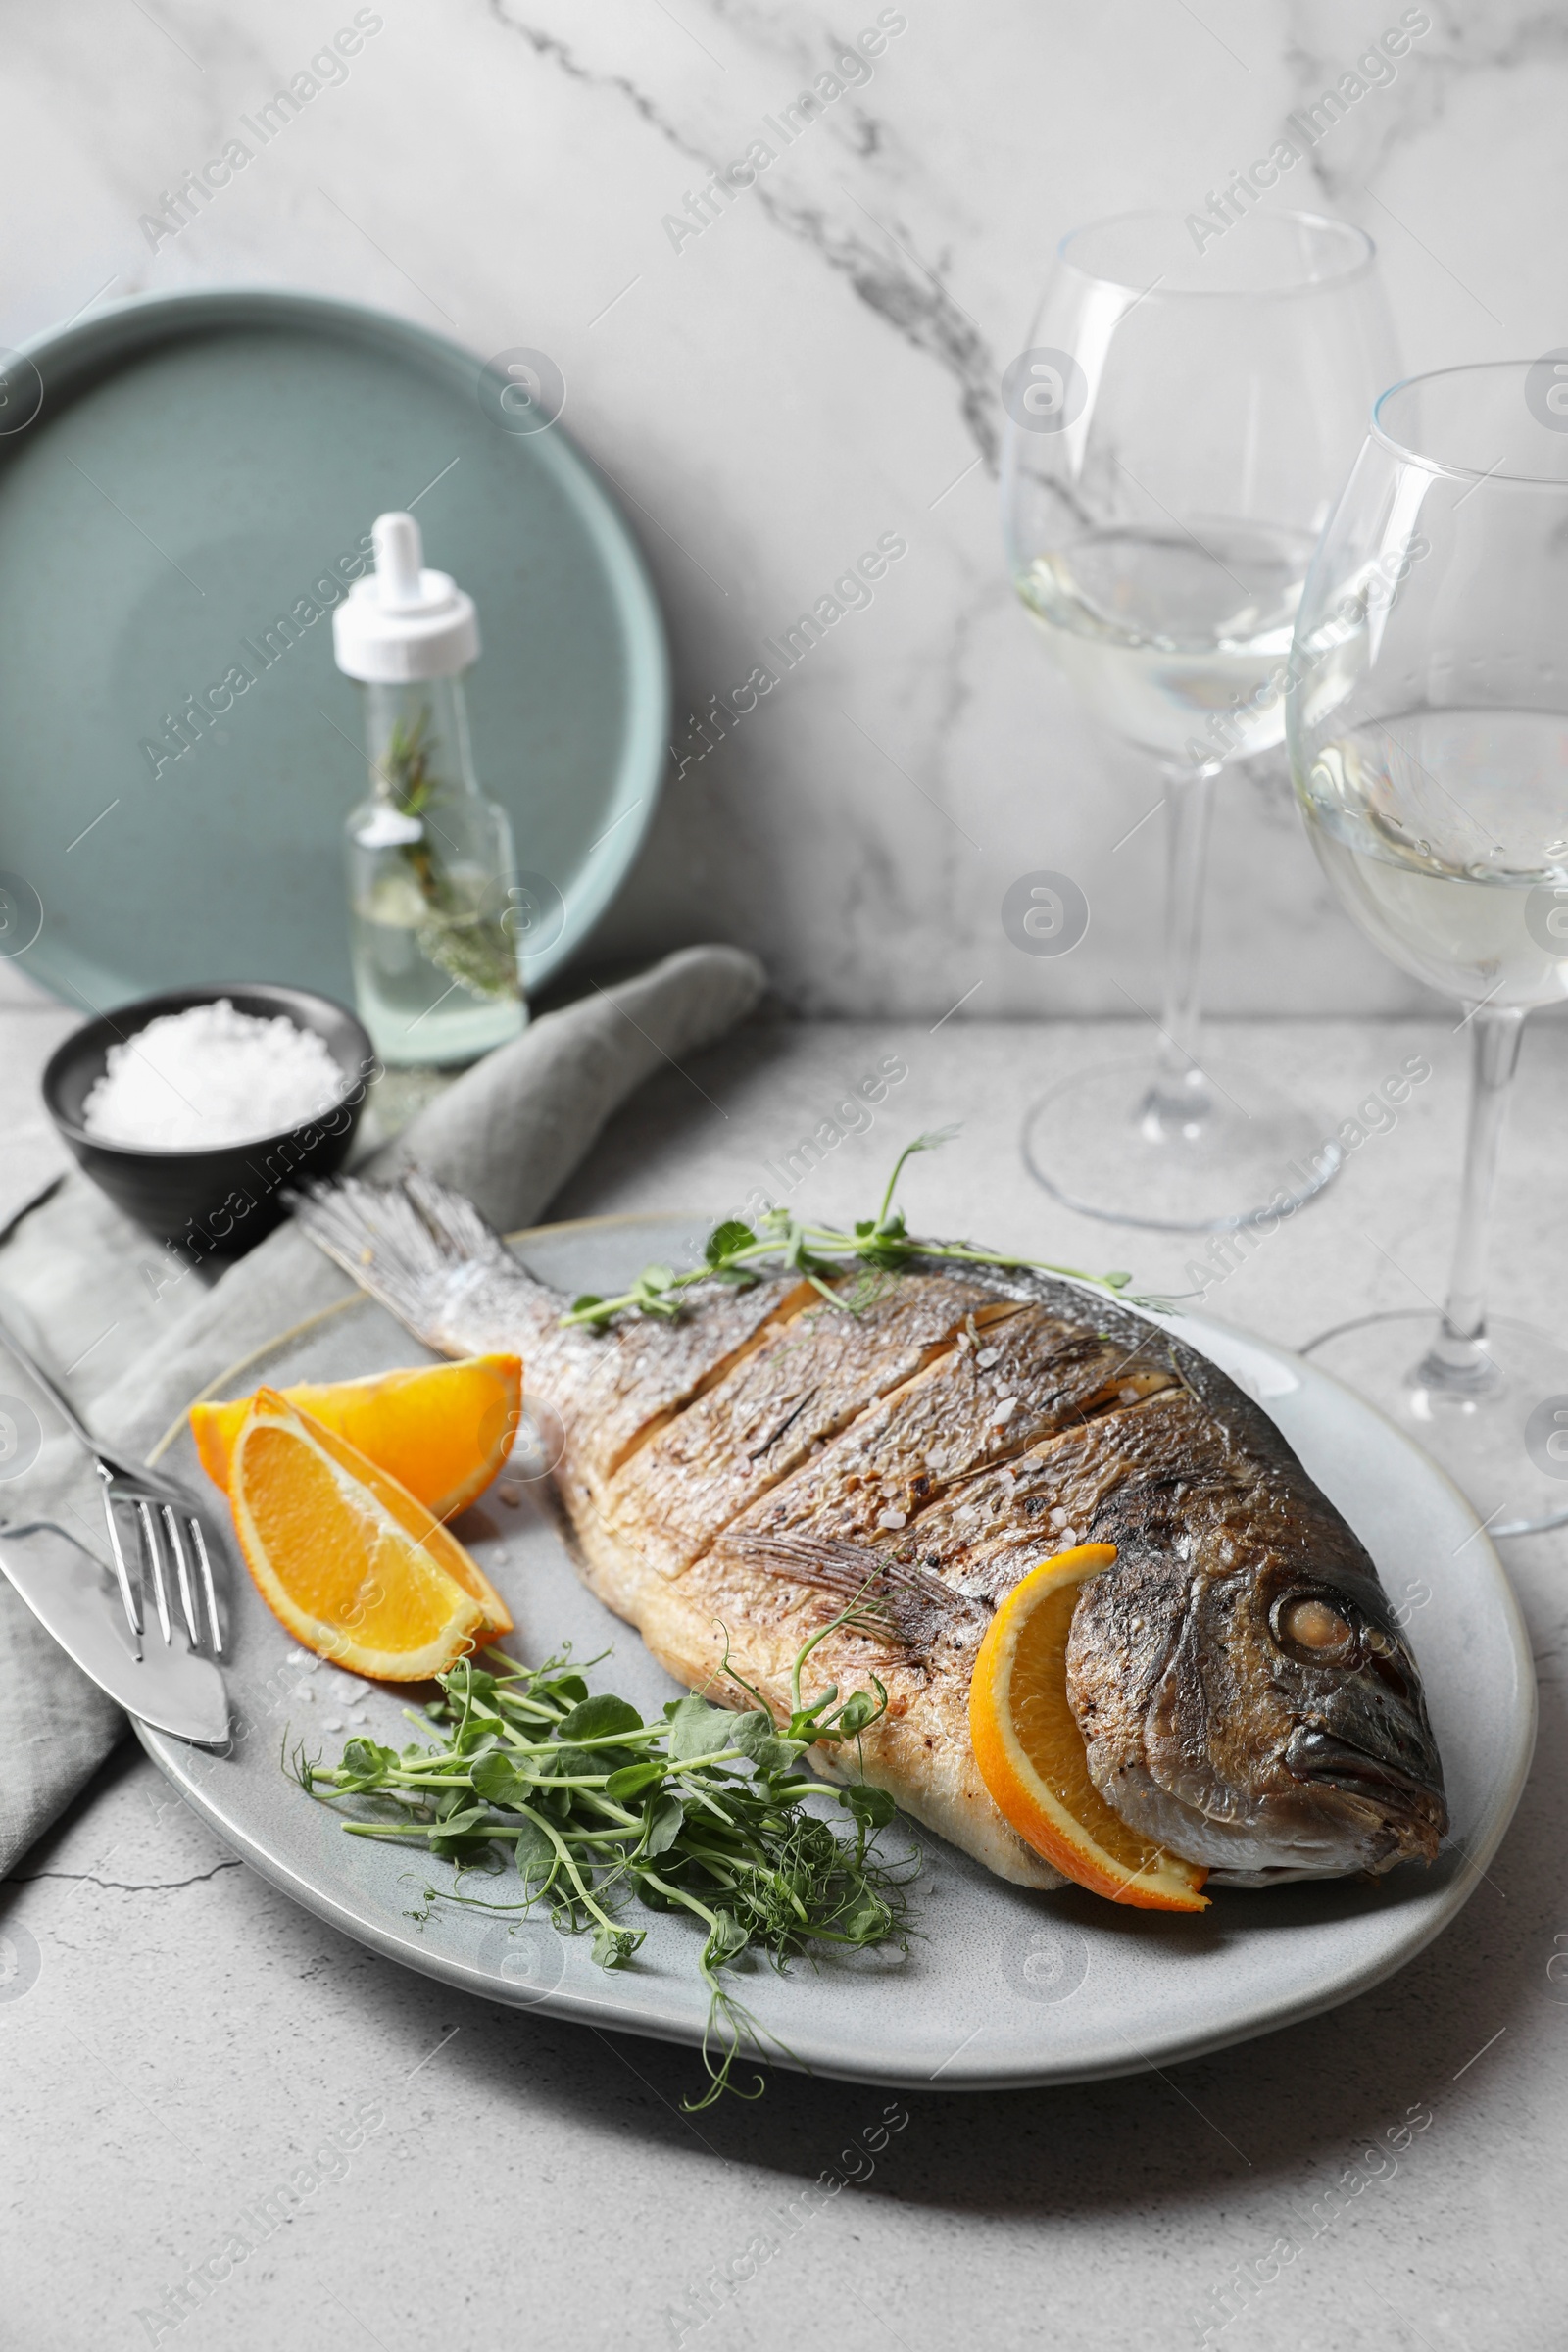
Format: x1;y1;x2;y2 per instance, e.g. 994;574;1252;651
135;1215;1535;2090
0;289;667;1010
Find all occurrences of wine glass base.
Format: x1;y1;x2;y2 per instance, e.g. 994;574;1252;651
1020;1058;1343;1233
1301;1310;1568;1538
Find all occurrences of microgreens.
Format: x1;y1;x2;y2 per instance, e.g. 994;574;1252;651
560;1130;1133;1331
292;1606;915;2109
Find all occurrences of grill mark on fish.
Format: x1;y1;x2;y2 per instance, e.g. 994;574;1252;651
747;1386;822;1461
658;1299;1050;1593
599;1280;819;1480
593;1271;1011;1588
850;1389;1196;1608
729;1312;1181;1563
295;1175;1448;1892
619;1295;1024;1489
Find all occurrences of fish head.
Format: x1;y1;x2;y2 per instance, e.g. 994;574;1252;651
1066;1526;1449;1878
1253;1555;1447;1834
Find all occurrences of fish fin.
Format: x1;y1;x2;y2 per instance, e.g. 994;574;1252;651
291;1169;525;1346
717;1530;987;1654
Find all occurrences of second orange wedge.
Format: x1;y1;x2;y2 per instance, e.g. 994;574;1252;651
968;1544;1209;1912
229;1390;513;1679
192;1354;522;1522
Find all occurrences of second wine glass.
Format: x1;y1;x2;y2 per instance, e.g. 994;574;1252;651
1289;359;1568;1535
1002;209;1396;1230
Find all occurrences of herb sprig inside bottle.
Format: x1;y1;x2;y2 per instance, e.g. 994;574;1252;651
335;512;526;1069
377;708;520;1003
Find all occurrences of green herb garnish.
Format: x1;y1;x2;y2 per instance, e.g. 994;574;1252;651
561;1130;1135;1331
378;710;520;1004
293;1606;915;2108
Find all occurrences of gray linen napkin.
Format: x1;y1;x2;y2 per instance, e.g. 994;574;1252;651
0;945;764;1874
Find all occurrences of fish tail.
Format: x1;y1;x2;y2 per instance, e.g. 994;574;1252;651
291;1169;532;1349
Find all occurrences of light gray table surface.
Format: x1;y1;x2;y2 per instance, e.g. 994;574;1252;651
2;1003;1565;2352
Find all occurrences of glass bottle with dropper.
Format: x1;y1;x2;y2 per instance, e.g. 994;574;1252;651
334;512;526;1067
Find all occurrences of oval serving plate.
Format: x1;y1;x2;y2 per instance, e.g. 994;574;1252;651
135;1213;1534;2091
0;288;667;1010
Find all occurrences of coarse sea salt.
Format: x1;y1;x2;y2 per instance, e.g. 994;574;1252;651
80;999;348;1152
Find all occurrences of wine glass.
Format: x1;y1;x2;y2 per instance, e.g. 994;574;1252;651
1002;210;1397;1230
1289;359;1568;1535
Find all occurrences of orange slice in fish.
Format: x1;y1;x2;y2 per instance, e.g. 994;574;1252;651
228;1390;512;1679
192;1354;522;1523
968;1544;1209;1912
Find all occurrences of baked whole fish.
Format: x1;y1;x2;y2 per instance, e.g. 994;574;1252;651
296;1175;1447;1894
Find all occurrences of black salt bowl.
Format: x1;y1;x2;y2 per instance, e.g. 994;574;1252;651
41;983;375;1254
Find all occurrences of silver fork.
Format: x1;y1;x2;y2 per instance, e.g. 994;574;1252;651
0;1303;222;1661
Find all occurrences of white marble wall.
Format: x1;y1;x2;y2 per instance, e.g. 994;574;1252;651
6;0;1566;1016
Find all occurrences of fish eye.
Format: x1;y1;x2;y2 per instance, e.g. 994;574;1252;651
1275;1593;1354;1659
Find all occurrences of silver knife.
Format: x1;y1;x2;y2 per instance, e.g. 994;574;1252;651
0;1515;230;1746
0;1299;229;1746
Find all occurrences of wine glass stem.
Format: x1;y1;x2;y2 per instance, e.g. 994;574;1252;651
1421;1004;1527;1395
1148;762;1216;1123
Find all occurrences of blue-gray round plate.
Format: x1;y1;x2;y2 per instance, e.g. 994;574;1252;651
133;1213;1535;2092
0;289;667;1010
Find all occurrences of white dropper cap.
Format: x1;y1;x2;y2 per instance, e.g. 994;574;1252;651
332;512;481;683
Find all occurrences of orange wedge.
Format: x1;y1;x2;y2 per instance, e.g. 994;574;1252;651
969;1544;1208;1912
228;1389;513;1679
192;1354;522;1522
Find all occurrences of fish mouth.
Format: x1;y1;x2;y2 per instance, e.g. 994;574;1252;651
1283;1726;1447;1851
1098;1728;1449;1879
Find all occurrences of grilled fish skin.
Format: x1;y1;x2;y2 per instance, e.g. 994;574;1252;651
294;1174;1447;1892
